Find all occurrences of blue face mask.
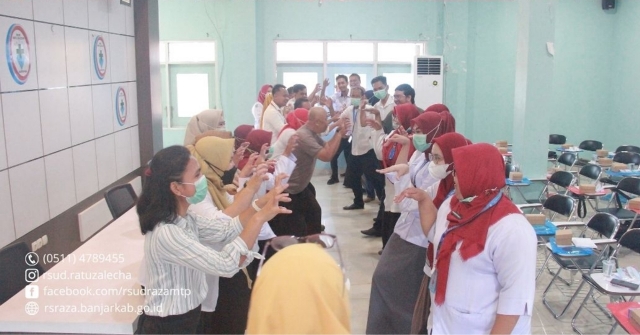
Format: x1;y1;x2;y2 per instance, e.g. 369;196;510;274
181;175;208;205
412;134;431;152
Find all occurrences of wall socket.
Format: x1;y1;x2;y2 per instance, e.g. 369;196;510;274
31;235;48;251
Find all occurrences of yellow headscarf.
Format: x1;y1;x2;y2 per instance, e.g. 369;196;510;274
186;136;235;209
259;92;274;130
246;244;350;334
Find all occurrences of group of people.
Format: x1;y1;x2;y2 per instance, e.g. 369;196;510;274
134;75;538;334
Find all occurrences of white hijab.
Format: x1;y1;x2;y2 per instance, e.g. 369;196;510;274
183;109;225;145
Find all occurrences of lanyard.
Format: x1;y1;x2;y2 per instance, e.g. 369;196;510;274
352;107;358;133
411;159;430;187
435;192;503;259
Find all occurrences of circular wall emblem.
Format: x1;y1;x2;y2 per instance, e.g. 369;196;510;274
93;35;107;80
115;87;127;126
5;24;31;85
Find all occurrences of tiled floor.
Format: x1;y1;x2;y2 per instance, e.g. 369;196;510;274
311;174;637;334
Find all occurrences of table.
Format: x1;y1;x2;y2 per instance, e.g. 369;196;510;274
0;207;144;334
607;302;640;334
606;169;640;178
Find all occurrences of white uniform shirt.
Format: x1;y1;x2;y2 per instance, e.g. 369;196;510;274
332;91;351;114
392;151;440;247
261;102;286;144
374;95;396;121
429;198;537;335
340;105;374;156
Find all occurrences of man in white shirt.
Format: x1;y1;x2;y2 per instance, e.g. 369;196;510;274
340;87;386;235
261;84;289;144
325;75;352;185
369;76;396;134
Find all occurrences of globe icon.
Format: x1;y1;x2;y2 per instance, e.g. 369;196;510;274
25;301;39;316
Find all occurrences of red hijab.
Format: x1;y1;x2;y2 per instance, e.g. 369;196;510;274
410;111;455;158
431;133;471;208
257;85;272;104
433;143;520;306
425;103;449;113
238;129;272;170
425;104;456;134
279;108;309;137
234;125;254;149
382;104;420;167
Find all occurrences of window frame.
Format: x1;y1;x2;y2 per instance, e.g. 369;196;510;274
159;40;219;128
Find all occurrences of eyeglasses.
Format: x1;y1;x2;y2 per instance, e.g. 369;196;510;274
257;233;347;293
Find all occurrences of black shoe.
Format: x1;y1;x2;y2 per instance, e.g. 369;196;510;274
343;203;364;210
361;227;382;237
327;178;339;185
378;249;383;255
340;173;346;177
321;225;326;232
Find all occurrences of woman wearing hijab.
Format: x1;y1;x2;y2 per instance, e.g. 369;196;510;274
272;108;308;157
234;125;254;149
365;111;454;335
188;136;266;334
237;129;273;170
253;85;272;129
405;143;536;334
246;244;350;334
184;109;228;146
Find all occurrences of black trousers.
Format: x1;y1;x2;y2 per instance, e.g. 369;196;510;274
137;305;201;334
382;211;401;248
346;150;385;229
268;184;322;237
200;271;251;334
330;138;351;180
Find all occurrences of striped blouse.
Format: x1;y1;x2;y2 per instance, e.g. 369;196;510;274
143;210;257;317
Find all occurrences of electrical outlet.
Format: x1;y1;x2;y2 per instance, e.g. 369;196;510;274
31;241;38;252
41;235;48;246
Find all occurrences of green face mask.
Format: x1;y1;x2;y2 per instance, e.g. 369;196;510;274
412;134;431;152
351;98;361;107
373;89;387;100
181;175;208;205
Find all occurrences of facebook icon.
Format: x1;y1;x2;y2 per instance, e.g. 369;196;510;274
25;285;39;299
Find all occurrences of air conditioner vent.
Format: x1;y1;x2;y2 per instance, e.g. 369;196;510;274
417;57;441;75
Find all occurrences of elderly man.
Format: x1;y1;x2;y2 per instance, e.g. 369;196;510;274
268;107;347;237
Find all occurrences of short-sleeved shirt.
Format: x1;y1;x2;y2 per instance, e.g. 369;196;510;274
286;125;325;194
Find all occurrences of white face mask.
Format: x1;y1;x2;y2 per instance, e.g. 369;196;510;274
428;162;451;180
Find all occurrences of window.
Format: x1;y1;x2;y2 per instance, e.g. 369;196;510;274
176;73;210;117
334;73;367;89
383;73;414;91
378;43;424;63
283;72;319;92
168;42;215;63
327;42;374;63
276;42;323;62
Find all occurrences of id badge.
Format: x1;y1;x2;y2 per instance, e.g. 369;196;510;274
428;271;437;294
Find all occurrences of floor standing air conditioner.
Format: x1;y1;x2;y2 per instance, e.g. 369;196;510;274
413;56;444;109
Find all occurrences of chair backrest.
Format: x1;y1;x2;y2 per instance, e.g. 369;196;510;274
557;152;577;168
617;228;640;255
579;164;602;181
104;184;138;219
616;177;640;197
549;171;575;189
0;242;44;305
612;152;640;165
586;213;619;239
505;162;513;179
543;194;575;218
615;145;640;154
549;134;566;145
579;140;603;152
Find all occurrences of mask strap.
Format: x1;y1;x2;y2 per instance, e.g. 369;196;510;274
424;119;442;142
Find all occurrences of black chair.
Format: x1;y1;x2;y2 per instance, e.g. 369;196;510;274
576;140;604;167
615;145;640;154
544;194;577;220
571;228;640;334
549;134;567;160
596;177;640;238
540;171;575;202
104;184;138;220
556;152;577;171
599;152;640;186
542;213;620;318
0;242;44;305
